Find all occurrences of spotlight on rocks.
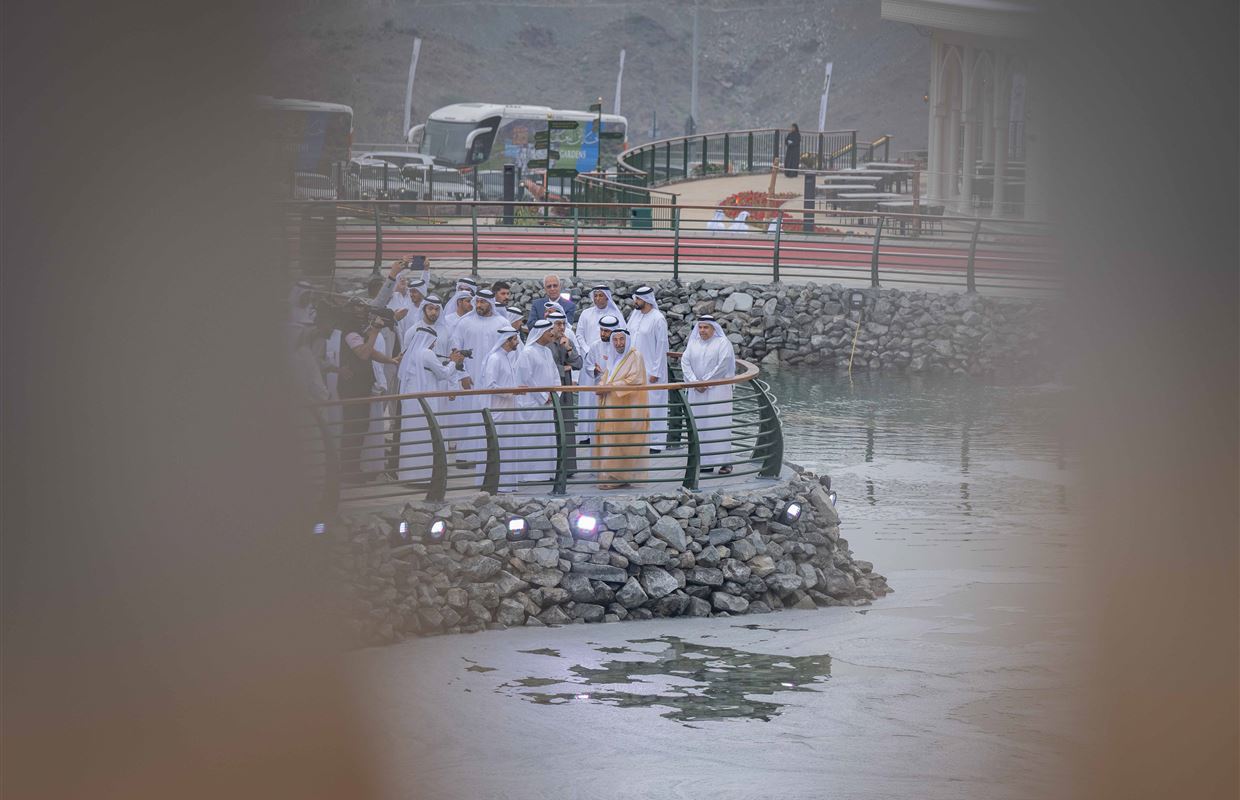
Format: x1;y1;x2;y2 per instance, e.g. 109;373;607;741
427;517;448;542
828;491;838;507
571;510;599;540
780;501;803;524
505;516;528;542
312;521;328;536
389;519;413;547
849;290;867;311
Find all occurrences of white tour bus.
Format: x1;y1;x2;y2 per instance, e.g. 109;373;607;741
407;103;628;175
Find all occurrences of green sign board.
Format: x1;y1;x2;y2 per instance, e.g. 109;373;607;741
600;130;625;140
548;168;579;178
526;158;548;169
588;102;603;113
533;131;550;148
548;120;579;130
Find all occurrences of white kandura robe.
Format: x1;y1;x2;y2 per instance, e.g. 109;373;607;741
323;329;343;442
451;310;512;463
481;342;521;491
515;338;560;485
360;334;392;474
681;325;737;467
396;331;461;482
706;210;726;231
575;291;623;348
625;306;670;450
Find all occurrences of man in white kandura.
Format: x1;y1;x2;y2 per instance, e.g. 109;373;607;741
578;313;620;449
396;325;465;483
452;288;512;467
480;326;522;492
515;319;560;486
575;284;623;347
681;314;737;475
625;285;670;453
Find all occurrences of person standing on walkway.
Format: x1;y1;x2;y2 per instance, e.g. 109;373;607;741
681;315;736;475
783;123;801;178
480;326;522;492
578;313;620;448
625;285;669;453
594;327;649;489
515;319;560;485
527;274;576;326
575;284;623;347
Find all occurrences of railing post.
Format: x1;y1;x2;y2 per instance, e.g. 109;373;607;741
371;205;382;276
850;131;858;168
550;392;569;495
682;138;689;180
870;215;885;287
665;141;671;183
418;397;448;502
747;131;754;173
772;212;782;283
773;129;780;170
966;217;982;293
883;136;890;161
480;408;501;494
671;206;681;282
701;135;708;176
817;132;824;170
427;164;434;201
723;133;730;173
470;204;479;278
753;382;784;478
572;207;580;278
671;388;701;491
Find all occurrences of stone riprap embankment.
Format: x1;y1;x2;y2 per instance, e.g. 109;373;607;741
395;276;1050;376
334;469;889;644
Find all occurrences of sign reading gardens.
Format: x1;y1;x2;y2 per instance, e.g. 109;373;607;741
530;104;628;177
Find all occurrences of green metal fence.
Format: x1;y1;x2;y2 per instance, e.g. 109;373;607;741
569;172;679;229
618;128;860;188
302;355;782;511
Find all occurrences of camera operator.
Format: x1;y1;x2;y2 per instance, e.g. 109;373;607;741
338;308;400;483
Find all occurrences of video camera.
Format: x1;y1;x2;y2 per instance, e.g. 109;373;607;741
312;293;397;333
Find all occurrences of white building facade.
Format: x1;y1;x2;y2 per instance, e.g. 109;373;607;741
881;0;1043;220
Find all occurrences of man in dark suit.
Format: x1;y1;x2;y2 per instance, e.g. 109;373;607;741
527;273;577;326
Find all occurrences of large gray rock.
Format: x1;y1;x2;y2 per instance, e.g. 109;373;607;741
766;573;805;595
711;592;750;613
530;547;560;568
635;545;672;566
461;556;502;581
570;562;629;583
721;559;752;583
823;568;858;598
730;538;757;561
572;603;606;622
654;591;691;617
560;573;596;602
537;605;571;625
651;516;689;551
686;566;725;586
639;566;679;599
615;577;649;609
526;568;566;587
809;487;840;526
494;570;529;597
723;291;754;313
687;597;713;617
696;545;722;567
610;537;641;562
496;598;527;626
707;528;741;546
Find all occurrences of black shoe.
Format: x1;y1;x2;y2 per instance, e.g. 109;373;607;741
649;448;663;455
700;467;715;473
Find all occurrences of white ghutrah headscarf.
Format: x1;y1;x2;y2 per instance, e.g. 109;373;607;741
524;318;553;347
729;210;751;232
288;281;316;325
608;326;634;359
577;285;624;345
633;285;656;308
707;209;726;231
397;325;439;386
682;314;735;382
483;326;520;362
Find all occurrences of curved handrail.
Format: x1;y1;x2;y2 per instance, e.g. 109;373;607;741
618;127;859;179
310;353;759;409
574;171;680;201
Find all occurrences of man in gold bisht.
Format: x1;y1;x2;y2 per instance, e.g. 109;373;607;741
593;326;649;489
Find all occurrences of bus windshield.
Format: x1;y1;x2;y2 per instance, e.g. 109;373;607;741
422;119;479;165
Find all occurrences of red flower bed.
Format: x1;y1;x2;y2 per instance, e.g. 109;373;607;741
717;190;796;223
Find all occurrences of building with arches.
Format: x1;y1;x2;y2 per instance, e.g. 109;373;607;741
881;0;1041;219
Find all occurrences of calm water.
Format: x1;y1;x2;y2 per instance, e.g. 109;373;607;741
356;368;1081;800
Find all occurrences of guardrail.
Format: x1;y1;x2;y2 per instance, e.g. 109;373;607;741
617;128;861;187
302;354;781;511
281;200;1061;294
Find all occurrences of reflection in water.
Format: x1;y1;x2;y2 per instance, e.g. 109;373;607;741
501;636;831;724
763;367;1071;551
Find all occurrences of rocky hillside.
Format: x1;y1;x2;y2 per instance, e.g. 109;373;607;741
259;0;929;149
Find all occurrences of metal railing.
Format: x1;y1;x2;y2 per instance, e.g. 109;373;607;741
281;199;1062;294
617;128;861;187
570;172;679;229
301;354;781;511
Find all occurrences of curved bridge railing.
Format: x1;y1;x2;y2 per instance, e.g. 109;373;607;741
301;354;782;511
617;127;862;187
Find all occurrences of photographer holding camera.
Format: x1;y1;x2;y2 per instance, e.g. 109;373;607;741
338;307;400;483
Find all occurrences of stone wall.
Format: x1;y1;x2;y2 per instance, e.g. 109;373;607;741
333;467;889;645
409;276;1051;376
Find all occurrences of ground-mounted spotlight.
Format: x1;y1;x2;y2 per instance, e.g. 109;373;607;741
312;521;329;536
505;516;529;542
570;509;599;540
780;500;803;524
389;519;414;547
427;516;449;542
848;290;867;311
828;490;838;507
